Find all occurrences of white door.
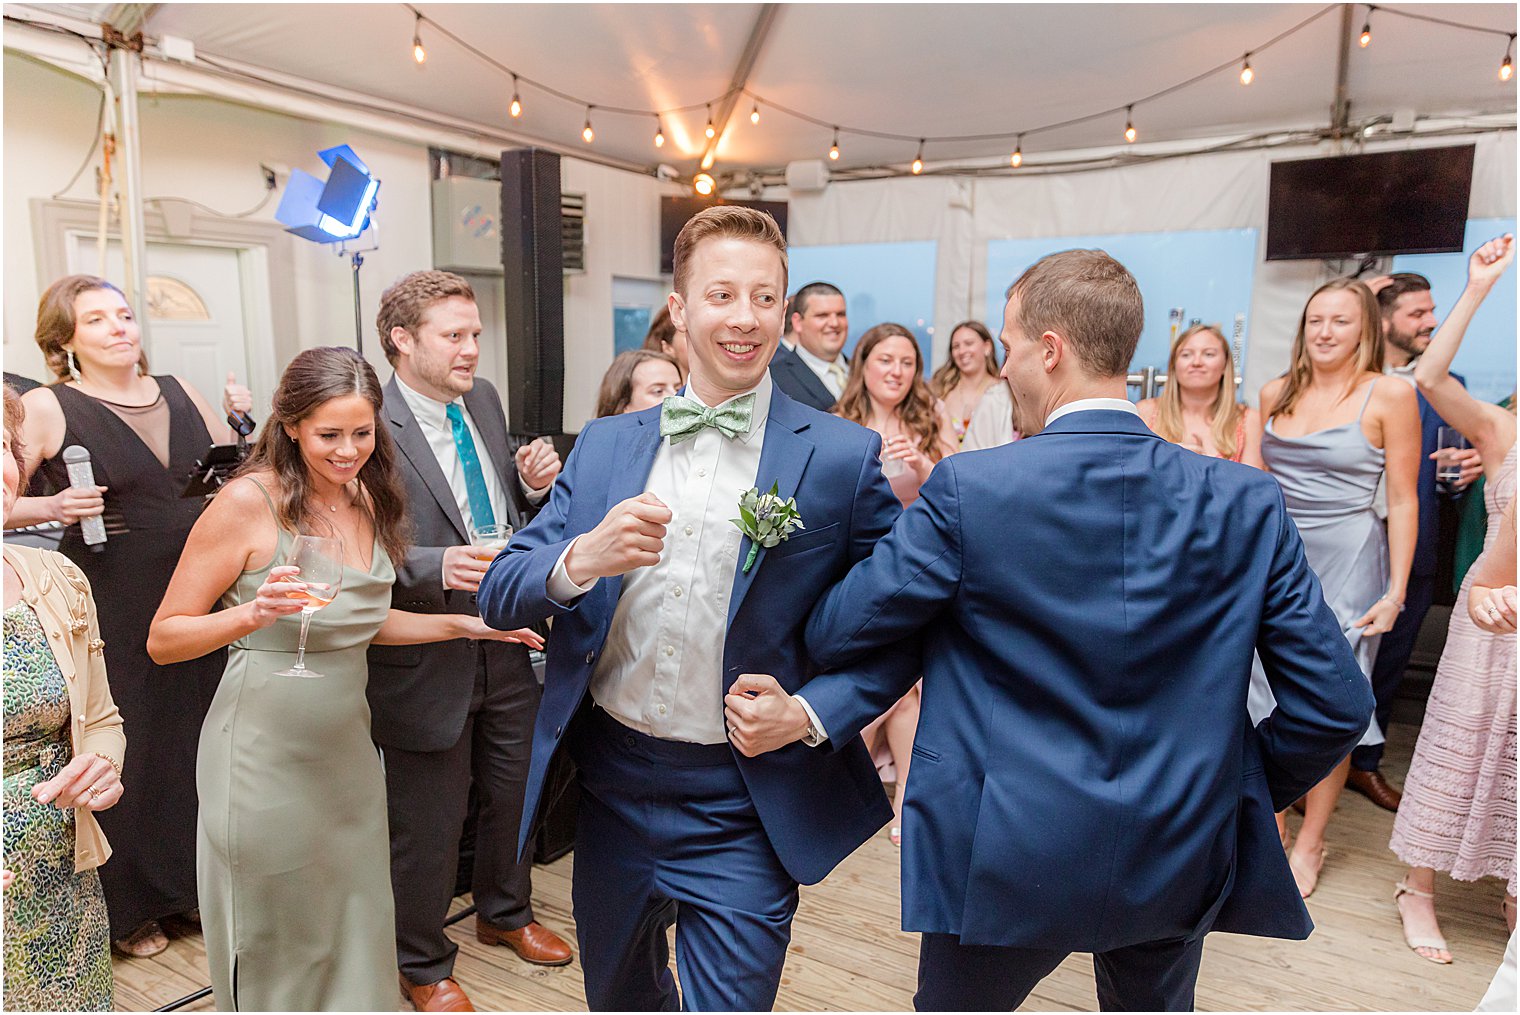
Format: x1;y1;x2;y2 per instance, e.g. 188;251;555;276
67;237;255;415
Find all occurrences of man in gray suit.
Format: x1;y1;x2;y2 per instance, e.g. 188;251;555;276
368;270;573;1013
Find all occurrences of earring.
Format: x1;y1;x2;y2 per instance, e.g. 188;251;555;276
66;348;81;383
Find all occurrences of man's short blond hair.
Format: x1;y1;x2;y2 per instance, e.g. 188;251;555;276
672;206;788;297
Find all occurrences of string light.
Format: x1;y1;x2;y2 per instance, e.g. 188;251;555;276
693;172;715;197
402;4;1513;168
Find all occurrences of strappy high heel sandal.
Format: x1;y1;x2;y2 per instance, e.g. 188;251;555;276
1394;880;1452;964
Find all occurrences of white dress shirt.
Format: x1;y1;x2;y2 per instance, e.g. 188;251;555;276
395;375;547;586
794;343;849;399
1045;397;1142;427
548;374;776;744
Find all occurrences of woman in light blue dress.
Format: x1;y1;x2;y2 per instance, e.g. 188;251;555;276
1249;278;1421;898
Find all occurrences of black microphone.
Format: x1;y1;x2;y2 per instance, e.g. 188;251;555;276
60;444;107;552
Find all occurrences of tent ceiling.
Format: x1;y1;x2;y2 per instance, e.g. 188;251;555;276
17;3;1519;175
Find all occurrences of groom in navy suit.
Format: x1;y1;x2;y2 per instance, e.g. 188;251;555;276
734;249;1375;1010
477;206;912;1010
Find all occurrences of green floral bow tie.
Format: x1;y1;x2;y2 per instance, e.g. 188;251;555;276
659;393;755;444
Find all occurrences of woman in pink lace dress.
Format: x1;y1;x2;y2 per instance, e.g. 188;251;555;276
1390;235;1518;963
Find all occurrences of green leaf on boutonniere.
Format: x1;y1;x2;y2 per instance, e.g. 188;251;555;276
731;482;806;573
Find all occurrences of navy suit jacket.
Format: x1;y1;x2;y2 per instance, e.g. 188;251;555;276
769;344;838;412
799;409;1373;951
477;388;913;885
1410;370;1466;578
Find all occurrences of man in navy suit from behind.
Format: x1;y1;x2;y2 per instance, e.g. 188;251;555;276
731;249;1375;1011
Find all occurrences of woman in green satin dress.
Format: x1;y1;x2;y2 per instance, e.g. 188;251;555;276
147;348;542;1011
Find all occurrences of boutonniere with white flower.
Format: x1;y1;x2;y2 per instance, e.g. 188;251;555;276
731;482;805;574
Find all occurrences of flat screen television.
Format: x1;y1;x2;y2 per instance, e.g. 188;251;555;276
660;196;788;275
1265;145;1474;261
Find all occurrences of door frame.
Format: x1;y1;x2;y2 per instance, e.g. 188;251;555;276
31;198;298;411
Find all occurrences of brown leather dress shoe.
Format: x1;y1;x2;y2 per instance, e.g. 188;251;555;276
475;917;574;966
399;973;476;1012
1346;767;1403;811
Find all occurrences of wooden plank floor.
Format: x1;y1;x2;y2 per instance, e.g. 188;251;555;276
113;720;1510;1011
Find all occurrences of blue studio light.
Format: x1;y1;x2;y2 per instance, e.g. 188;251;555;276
276;144;380;243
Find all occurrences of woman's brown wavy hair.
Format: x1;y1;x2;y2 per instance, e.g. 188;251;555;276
232;346;409;563
834;323;946;462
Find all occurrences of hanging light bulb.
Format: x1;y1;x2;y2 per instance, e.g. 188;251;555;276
911;139;924;175
829;127;840;161
700;149;715;170
1240;54;1254;86
412;13;426;64
509;75;522;118
1124;106;1137;143
1359;6;1373;48
1011;134;1024;168
705;104;717;140
654;117;665;148
750;102;761;125
693;172;716;197
582;107;595;143
1504;35;1516;82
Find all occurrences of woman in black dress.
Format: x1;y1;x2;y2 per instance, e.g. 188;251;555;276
8;275;250;957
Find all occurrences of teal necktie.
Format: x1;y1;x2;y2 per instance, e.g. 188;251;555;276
445;402;496;529
659;393;756;444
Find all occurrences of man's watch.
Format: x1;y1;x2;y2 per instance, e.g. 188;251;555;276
800;715;825;748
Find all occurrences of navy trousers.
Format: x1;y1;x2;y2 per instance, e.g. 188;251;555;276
915;931;1207;1012
568;708;799;1012
1354;571;1435;772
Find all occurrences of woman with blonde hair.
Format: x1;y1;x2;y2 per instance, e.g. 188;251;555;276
929;320;1001;444
3;384;124;1010
1138;323;1260;465
834;323;955;844
1248;276;1421;898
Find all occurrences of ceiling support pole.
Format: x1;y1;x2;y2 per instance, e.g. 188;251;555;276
699;3;782;174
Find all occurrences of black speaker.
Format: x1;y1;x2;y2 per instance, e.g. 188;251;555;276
500;148;564;435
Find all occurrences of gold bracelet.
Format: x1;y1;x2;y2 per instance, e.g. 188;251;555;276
90;752;123;779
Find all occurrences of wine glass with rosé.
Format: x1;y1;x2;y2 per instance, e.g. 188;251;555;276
272;534;345;678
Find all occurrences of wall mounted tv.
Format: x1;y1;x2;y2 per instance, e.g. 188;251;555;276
660;197;788;275
1265;145;1475;261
